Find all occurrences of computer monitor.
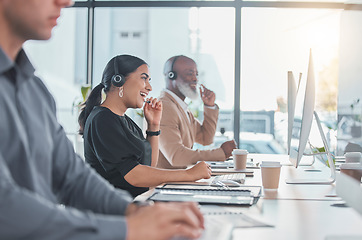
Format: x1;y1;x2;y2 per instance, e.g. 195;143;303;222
289;51;315;168
286;50;336;184
287;71;302;155
288;71;315;166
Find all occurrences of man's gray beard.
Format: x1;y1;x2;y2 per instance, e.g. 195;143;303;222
177;80;199;100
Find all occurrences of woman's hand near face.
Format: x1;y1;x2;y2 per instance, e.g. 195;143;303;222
144;97;162;129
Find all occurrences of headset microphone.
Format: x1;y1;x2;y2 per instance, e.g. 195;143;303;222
168;56;180;80
111;57;126;87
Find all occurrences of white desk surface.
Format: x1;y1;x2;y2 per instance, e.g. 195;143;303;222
237;154;362;239
244;155;338;201
232;199;362;240
139;154;362;240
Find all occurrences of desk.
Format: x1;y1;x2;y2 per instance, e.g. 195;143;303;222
232;199;362;240
243;155;362;239
139;154;362;240
245;157;337;201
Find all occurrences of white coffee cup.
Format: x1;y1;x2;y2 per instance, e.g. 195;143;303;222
232;149;248;170
260;161;282;190
340;163;362;181
344;152;362;163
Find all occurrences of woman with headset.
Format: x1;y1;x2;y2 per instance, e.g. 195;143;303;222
78;55;211;197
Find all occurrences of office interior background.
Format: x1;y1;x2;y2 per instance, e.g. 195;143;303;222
23;0;362;158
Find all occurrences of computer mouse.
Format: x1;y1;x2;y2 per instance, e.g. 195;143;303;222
219;180;241;187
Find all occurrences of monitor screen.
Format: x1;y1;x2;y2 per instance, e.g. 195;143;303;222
289;50;316;168
287;71;296;155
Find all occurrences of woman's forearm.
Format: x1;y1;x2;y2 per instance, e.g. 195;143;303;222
124;165;191;187
146;135;159;167
146;124;160;167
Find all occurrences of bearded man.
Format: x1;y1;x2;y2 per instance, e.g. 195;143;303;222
157;55;236;169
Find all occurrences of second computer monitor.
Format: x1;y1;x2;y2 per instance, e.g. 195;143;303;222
289;50;315;168
287;50;336;184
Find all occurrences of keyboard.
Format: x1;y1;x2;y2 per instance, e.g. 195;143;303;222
151;188;254;205
213;173;246;184
152;184;262;202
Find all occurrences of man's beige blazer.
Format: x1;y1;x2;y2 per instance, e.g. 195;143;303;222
157;91;225;169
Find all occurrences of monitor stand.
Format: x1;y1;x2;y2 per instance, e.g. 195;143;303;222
300;151;316;166
285;176;335;184
282;155;315;167
286;111;336;184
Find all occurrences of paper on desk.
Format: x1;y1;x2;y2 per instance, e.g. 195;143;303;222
200;205;273;228
171;215;233;240
171;205;272;240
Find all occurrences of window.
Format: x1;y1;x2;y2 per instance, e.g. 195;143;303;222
24;1;362;155
240;8;341;154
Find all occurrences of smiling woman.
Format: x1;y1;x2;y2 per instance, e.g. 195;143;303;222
78;54;212;197
78;55;149;135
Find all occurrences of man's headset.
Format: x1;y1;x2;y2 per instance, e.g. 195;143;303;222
167;56;181;80
111;57;126;87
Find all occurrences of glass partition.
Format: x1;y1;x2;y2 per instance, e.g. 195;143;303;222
336;10;362;155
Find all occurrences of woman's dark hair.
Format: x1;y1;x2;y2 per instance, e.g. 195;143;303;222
78;54;147;135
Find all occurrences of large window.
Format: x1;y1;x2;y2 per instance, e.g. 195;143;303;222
240;8;341;154
22;1;362;155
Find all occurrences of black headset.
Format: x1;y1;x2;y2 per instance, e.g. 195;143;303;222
167;56;181;80
111;57;126;87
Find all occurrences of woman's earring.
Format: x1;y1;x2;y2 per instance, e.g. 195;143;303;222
119;87;124;98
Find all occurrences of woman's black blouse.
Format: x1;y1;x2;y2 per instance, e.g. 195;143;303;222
83;106;151;197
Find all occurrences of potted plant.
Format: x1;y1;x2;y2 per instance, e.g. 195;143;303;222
134;109;147;131
72;84;91;115
70;84;91;156
310;145;336;168
350;98;361;138
80;84;92;103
